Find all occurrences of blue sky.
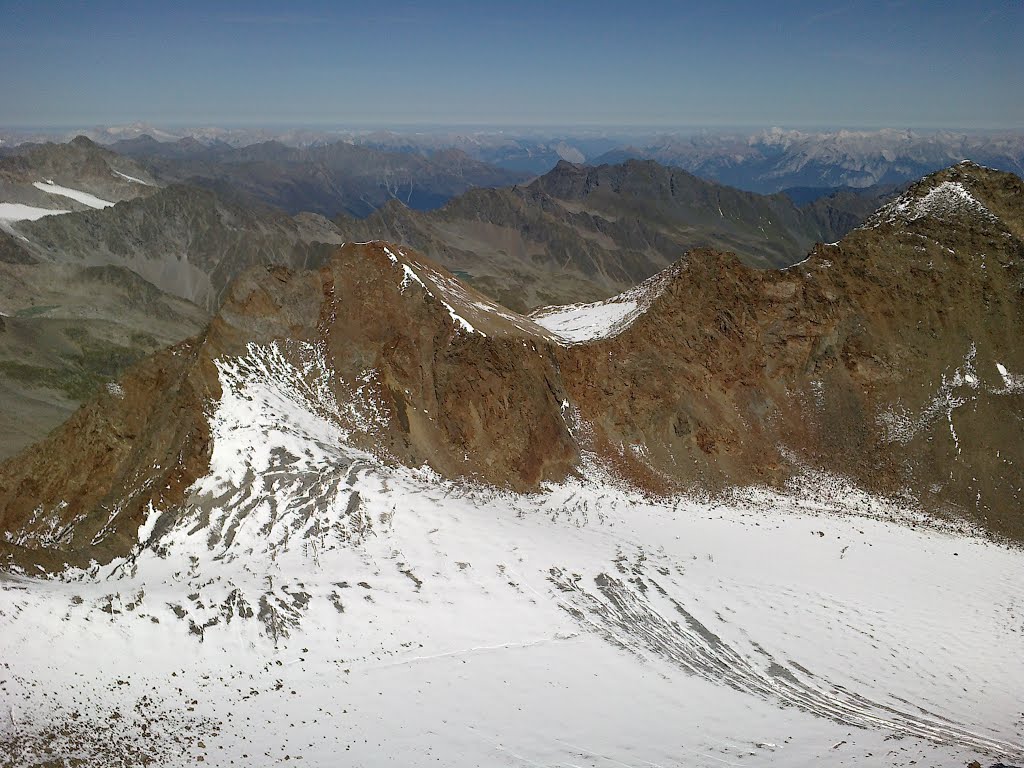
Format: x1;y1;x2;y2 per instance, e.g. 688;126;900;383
0;0;1020;129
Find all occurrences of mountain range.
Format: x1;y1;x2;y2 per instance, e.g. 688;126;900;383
335;159;890;310
0;137;892;458
1;110;1024;768
3;159;1021;569
106;135;528;217
0;160;1022;766
593;127;1024;192
7;126;1023;193
12;123;1020;188
0;139;205;459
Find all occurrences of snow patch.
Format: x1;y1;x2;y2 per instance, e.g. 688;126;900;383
995;362;1024;393
876;344;1024;448
383;244;426;292
531;262;682;344
532;299;639;343
32;181;114;209
0;202;70;222
382;244;483;336
869;180;1000;227
135;502;161;545
112;169;153;186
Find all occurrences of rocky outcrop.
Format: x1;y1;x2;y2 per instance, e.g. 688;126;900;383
555;162;1024;539
0;230;36;265
0;242;577;570
1;162;1021;572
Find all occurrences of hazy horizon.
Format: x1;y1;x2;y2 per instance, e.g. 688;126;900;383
3;122;1023;140
1;0;1021;130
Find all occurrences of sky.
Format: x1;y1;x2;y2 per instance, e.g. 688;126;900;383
0;0;1021;130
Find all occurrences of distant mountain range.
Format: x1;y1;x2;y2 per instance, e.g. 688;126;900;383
6;125;1022;193
591;128;1024;192
16;123;1019;186
106;135;528;217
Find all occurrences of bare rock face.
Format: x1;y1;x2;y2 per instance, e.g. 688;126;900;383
0;242;578;570
0;339;211;570
1;162;1022;572
204;242;578;489
0;230;36;265
558;162;1024;538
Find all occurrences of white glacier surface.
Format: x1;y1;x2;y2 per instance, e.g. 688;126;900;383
1;339;1021;767
32;180;114;209
0;202;70;222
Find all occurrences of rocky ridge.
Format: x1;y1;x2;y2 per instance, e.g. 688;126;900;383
12;183;343;312
335;158;884;311
1;161;1022;572
0;136;157;217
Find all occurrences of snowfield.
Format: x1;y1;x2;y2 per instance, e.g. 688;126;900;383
0;180;114;227
32;180;115;209
112;169;153;186
532;262;684;344
0;202;70;223
531;298;640;343
1;341;1022;767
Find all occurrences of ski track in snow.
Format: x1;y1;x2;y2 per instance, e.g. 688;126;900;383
1;340;1022;767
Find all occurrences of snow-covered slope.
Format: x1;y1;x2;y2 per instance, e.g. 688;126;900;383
0;136;154;233
2;337;1021;767
0;182;114;227
0;202;70;223
866;161;1004;228
32;180;115;210
530;263;683;344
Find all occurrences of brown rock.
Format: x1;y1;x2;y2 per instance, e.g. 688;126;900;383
1;162;1022;572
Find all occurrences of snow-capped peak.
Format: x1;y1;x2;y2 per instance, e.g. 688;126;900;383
867;174;1001;228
